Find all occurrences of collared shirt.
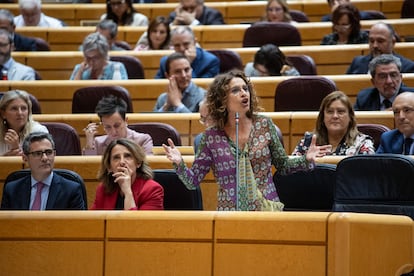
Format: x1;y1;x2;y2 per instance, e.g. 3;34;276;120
379;92;398;110
30;172;54;210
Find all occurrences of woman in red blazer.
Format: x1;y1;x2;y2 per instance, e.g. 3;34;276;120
90;138;164;210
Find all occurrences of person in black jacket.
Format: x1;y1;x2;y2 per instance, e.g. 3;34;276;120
168;0;225;26
0;9;36;51
354;54;414;111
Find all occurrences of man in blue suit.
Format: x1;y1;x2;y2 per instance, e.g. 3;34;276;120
354;54;414;111
154;26;220;79
346;22;414;74
377;92;414;155
1;132;86;210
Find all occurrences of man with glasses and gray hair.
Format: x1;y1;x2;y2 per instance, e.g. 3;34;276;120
14;0;64;27
1;132;86;210
354;54;414;111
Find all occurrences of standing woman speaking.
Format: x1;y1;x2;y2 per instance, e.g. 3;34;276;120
163;70;330;211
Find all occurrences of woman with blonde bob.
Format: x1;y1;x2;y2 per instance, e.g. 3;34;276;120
0;90;48;156
91;138;164;210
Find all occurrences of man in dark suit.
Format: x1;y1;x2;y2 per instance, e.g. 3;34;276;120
354;54;414;111
346;22;414;74
1;132;86;210
377;92;414;154
168;0;224;26
0;9;36;51
155;26;220;79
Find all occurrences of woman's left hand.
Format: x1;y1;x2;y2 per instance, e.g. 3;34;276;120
4;129;20;149
305;134;332;162
113;166;132;194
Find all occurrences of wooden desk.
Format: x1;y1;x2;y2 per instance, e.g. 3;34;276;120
0;211;412;275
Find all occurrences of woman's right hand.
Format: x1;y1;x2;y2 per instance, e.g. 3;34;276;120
163;138;182;165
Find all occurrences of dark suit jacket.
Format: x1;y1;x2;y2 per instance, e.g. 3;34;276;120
1;173;86;210
377;129;406;154
354;85;414;111
168;5;225;25
13;33;37;51
346;54;414;74
155;47;220;78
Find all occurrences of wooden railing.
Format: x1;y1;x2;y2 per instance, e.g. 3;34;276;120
0;211;412;276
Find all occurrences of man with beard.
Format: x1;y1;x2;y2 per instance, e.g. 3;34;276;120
153;52;206;113
346;22;414;74
1;132;86;210
377;92;414;155
354;54;414;111
0;29;35;80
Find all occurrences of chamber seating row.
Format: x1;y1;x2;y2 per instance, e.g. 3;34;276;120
3;73;413;112
29;111;395;158
0;210;412;276
11;42;414;79
14;18;414;51
0;0;405;25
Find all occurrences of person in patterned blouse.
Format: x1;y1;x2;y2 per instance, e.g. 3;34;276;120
163;70;331;211
292;91;375;156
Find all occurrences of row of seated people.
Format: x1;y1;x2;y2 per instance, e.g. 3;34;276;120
0;0;411;28
2;83;414;218
5;21;414;81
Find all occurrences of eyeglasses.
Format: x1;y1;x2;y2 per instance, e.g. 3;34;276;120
267;7;283;12
376;72;401;81
107;0;125;6
27;149;55;158
334;24;351;30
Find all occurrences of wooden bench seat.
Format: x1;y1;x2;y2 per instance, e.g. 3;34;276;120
11;42;414;78
0;0;405;26
13;18;414;51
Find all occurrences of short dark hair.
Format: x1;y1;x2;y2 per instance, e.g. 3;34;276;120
165;52;190;74
95;95;127;120
22;132;55;155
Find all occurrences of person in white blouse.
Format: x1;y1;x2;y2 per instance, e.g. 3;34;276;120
14;0;65;27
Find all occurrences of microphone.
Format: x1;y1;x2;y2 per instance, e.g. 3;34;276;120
235;112;239;211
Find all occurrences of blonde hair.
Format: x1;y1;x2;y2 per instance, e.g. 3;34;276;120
0;90;34;142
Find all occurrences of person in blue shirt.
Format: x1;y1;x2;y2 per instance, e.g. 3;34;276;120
154;52;205;113
154;26;220;79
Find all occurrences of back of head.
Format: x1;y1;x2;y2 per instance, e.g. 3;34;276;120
254;43;287;76
19;0;41;10
96;19;118;40
95;95;127;119
82;32;109;60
